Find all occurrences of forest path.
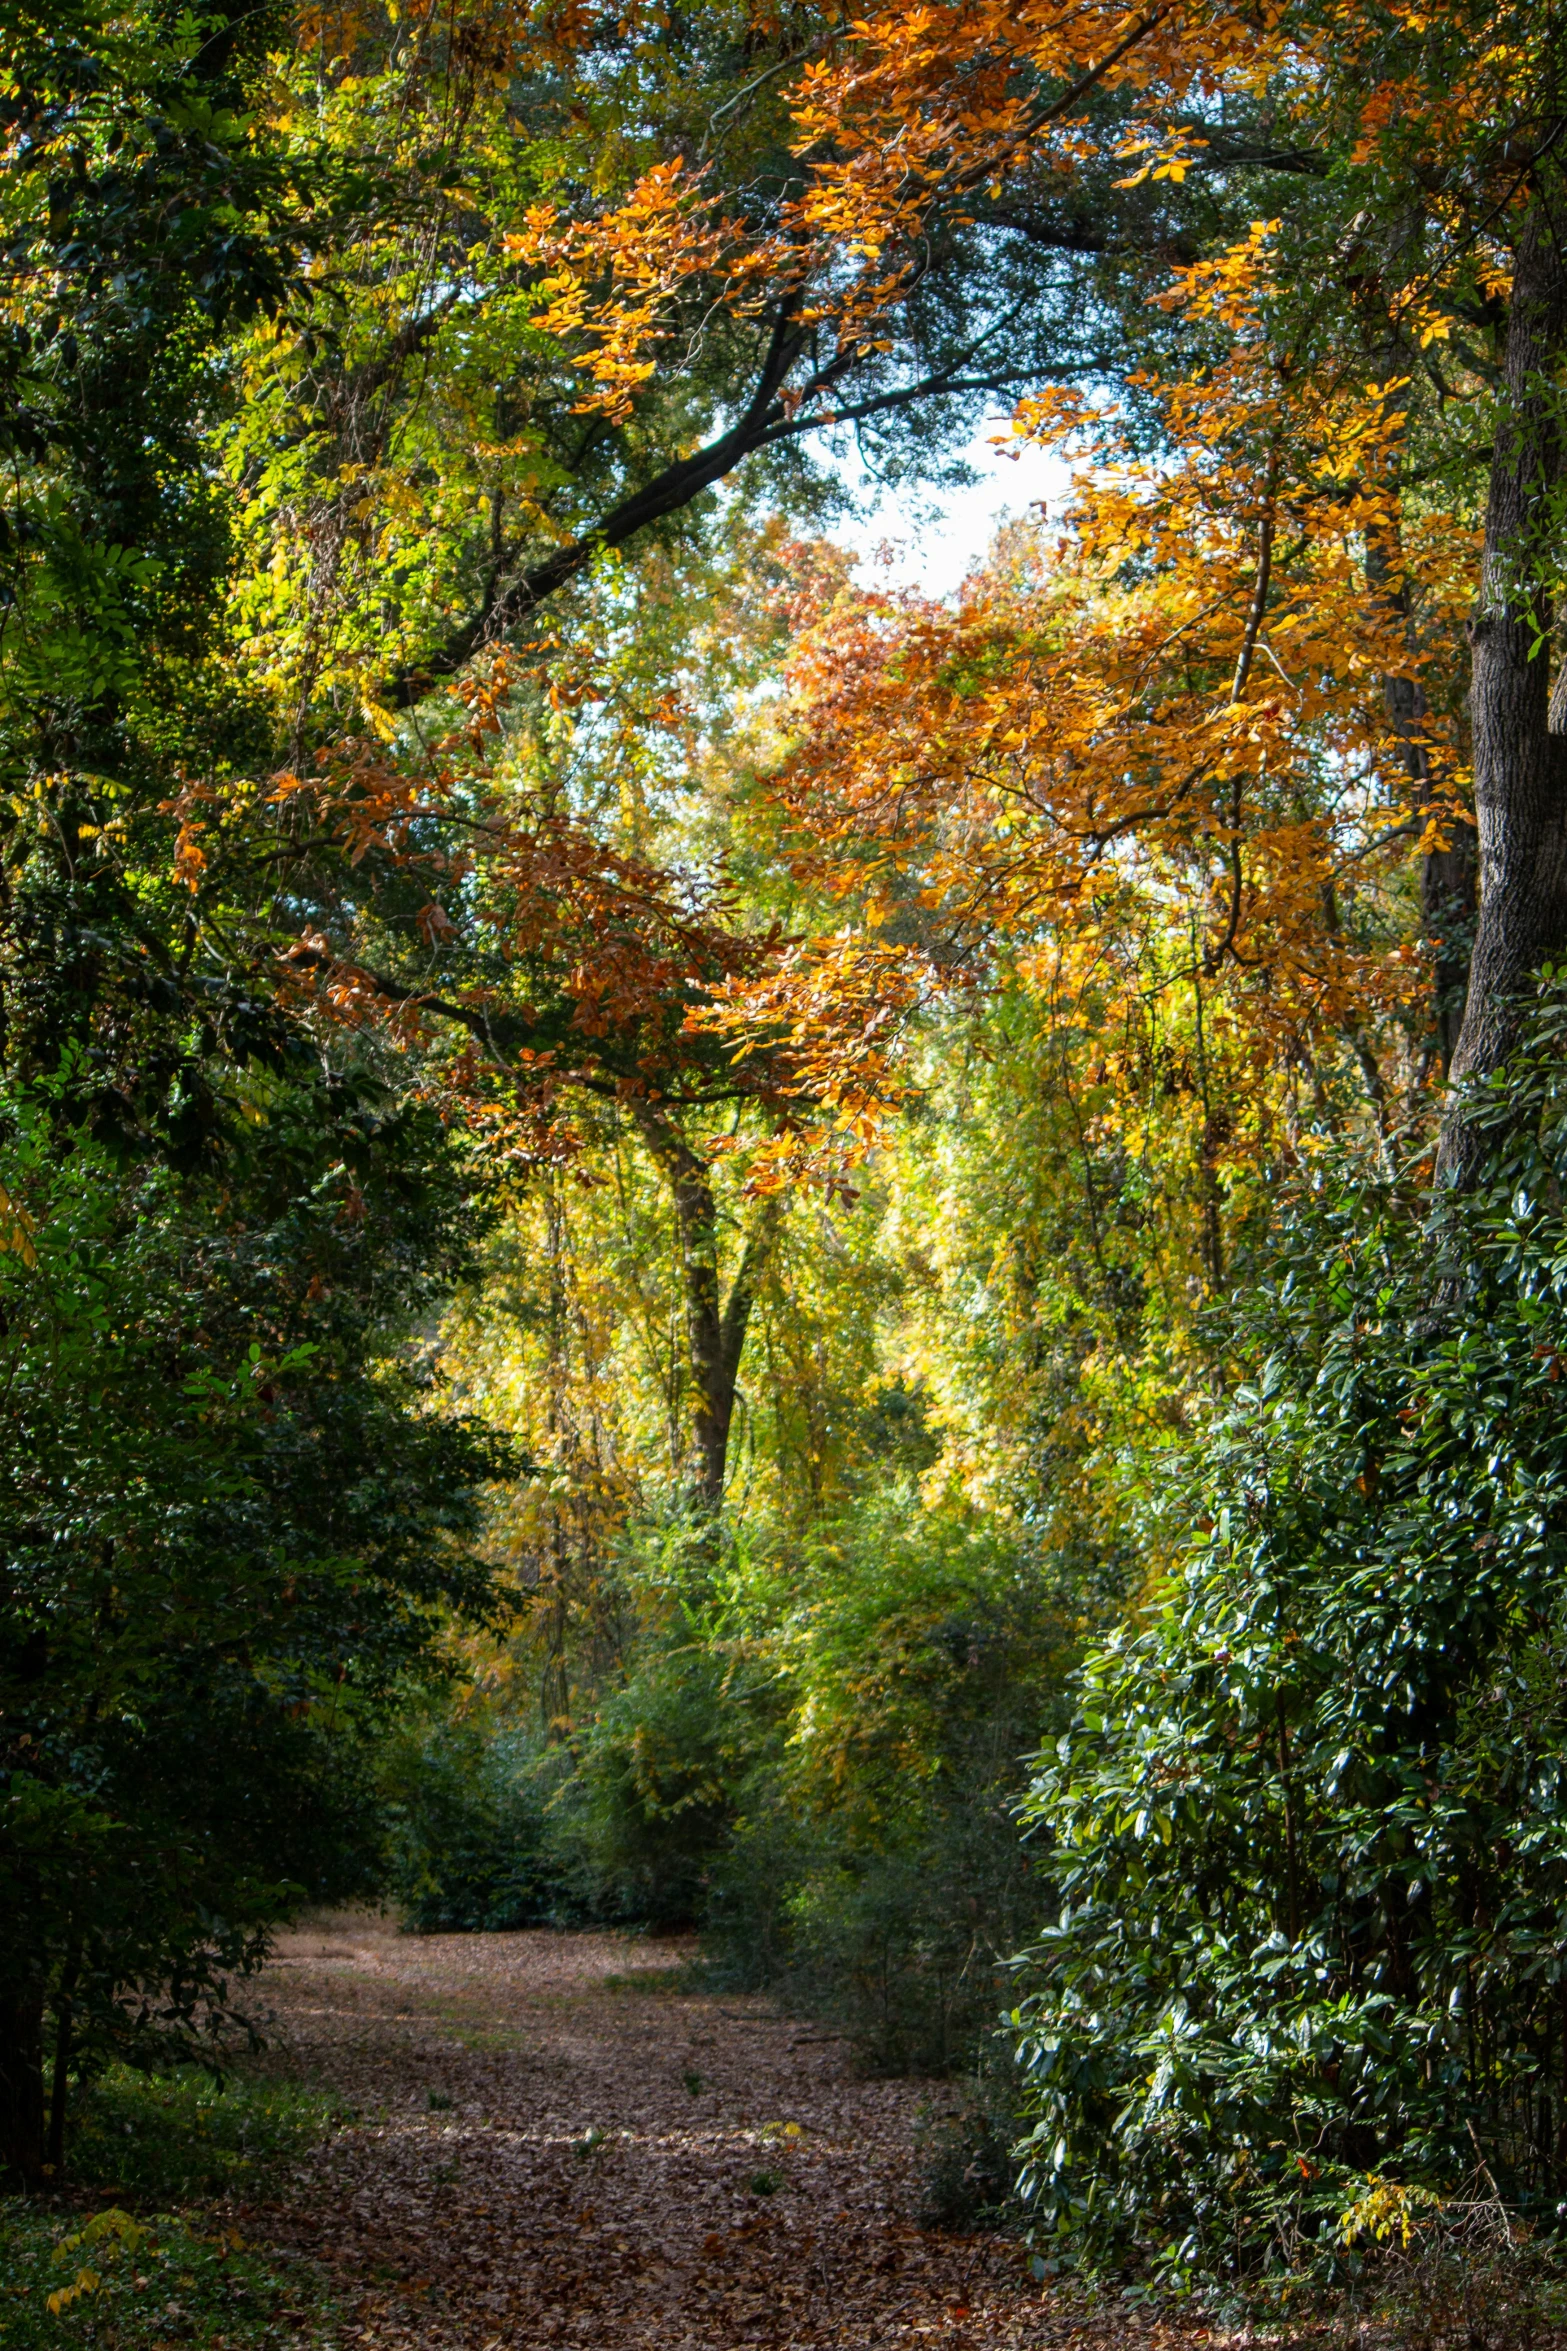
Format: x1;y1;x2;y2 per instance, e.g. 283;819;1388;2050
246;1914;1111;2351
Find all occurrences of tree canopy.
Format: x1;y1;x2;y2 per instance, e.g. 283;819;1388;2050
8;0;1567;2319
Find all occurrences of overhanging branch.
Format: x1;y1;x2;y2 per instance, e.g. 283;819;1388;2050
381;296;1068;711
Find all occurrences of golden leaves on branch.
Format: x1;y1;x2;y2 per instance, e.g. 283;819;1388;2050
505;162;771;422
696;256;1476;1146
504;0;1294;423
258;0;1518;1188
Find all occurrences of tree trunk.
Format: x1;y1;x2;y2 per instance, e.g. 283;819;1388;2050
631;1107;779;1509
540;1179;575;1735
1436;180;1567;1188
0;1992;46;2187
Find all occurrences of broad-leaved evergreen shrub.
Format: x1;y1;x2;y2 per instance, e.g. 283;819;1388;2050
1009;985;1567;2288
0;1059;510;2177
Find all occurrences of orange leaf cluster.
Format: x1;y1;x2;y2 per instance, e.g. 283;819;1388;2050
713;307;1474;1110
266;662;812;1158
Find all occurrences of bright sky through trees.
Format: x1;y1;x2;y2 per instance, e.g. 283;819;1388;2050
832;424;1072;595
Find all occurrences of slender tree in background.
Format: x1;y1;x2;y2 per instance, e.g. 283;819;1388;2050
630;1105;781;1508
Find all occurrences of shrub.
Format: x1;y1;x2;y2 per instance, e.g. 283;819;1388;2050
706;1494;1069;2070
0;1061;509;2182
385;1491;1071;2078
1007;988;1567;2289
385;1575;779;1934
561;1619;779;1928
916;2059;1029;2231
383;1715;573;1932
3;2066;345;2349
1;2200;344;2350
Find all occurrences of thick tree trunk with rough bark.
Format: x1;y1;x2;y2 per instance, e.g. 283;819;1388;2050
1437;181;1567;1188
0;1993;46;2187
631;1107;779;1509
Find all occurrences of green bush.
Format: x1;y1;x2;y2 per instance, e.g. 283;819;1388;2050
0;1059;509;2180
2;2066;345;2349
561;1617;779;1928
916;2059;1030;2231
779;1804;1037;2076
710;1745;1048;2073
384;1587;777;1934
1008;987;1567;2290
384;1495;1069;2081
705;1495;1069;2071
383;1715;575;1932
1;2200;343;2350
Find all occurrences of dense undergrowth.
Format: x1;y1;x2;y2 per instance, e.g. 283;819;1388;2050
379;999;1567;2335
1005;1010;1567;2290
2;2068;346;2349
385;1492;1073;2077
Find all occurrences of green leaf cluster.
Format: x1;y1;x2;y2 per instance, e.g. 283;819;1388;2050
1009;982;1567;2287
0;1050;512;2160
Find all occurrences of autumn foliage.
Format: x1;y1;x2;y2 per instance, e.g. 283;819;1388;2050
12;0;1567;2313
229;0;1551;1182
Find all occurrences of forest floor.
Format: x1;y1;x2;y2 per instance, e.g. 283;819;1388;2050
242;1913;1140;2351
235;1915;1554;2351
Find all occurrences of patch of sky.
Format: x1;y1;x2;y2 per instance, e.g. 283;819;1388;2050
828;414;1072;599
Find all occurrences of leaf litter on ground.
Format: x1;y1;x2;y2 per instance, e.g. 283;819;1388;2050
219;1914;1563;2351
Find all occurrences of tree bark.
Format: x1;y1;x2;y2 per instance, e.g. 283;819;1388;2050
0;1992;46;2187
1436;179;1567;1188
630;1108;779;1509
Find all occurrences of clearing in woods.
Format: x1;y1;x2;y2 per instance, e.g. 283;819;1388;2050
246;1915;1113;2349
239;1918;1557;2351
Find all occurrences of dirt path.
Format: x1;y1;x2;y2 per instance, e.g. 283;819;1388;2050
244;1914;1088;2351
